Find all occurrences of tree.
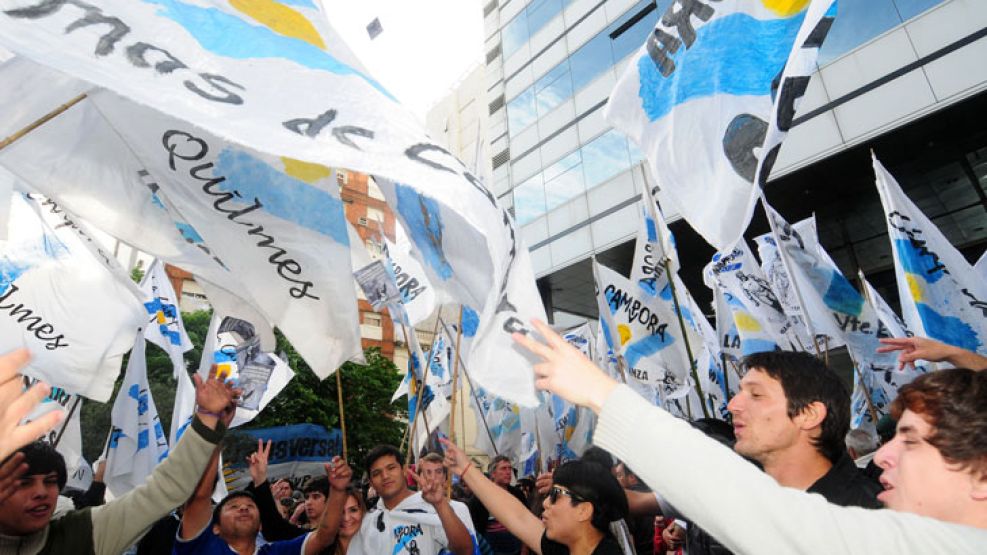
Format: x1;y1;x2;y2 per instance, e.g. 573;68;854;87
81;309;407;479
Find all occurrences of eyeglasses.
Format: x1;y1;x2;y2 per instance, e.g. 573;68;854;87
548;485;588;505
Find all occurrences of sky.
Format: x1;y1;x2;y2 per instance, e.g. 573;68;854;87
322;0;485;121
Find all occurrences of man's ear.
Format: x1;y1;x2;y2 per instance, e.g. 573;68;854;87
969;471;987;502
796;401;828;432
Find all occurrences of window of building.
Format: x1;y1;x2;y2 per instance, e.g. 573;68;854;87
366;207;385;225
501;0;572;57
337;170;349;186
582;130;631;190
515;174;547;225
817;0;946;66
543;151;584;211
364;312;382;327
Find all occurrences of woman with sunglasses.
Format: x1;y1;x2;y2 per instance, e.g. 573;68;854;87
440;438;627;555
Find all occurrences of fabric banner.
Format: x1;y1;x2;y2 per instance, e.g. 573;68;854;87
630;182;677;296
604;0;836;249
2;1;546;405
384;226;439;327
0;192;144;401
860;272;912;340
873;154;987;354
96;92;363;379
22;377;86;488
105;336;169;496
472;385;522;459
223;424;341;491
140;259;193;360
765;206;924;429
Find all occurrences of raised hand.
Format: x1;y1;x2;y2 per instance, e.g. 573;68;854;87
512;319;618;413
408;466;447;507
247;439;272;486
193;369;238;414
327;456;353;491
0;452;28;505
439;438;470;477
876;336;987;370
0;349;63;462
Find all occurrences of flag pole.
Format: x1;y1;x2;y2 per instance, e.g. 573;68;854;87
439;317;500;456
663;263;710;419
719;352;733;403
402;306;442;467
0;93;88;152
447;305;465;495
334;369;348;461
51;397;81;449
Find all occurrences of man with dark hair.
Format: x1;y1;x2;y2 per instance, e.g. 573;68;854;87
301;476;330;529
347;444;475;555
467;454;526;555
0;373;235;554
728;350;880;507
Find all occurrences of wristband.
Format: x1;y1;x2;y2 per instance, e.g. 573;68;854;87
461;463;474;479
196;407;223;418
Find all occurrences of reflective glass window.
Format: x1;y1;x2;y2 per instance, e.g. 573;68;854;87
526;0;564;38
507;88;538;135
610;3;660;62
514;174;547;225
502;14;529;57
817;0;901;65
534;62;573;116
893;0;946;21
569;33;612;92
582;131;632;189
543;152;585;210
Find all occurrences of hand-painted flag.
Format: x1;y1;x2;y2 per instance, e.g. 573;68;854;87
140;259;193;361
604;0;837;249
874;154;987;355
105;336;169;496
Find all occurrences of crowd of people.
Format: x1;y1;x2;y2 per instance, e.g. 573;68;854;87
0;330;986;554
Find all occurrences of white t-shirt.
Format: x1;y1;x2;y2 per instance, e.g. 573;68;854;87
347;492;476;555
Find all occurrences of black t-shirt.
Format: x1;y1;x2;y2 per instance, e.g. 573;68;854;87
540;532;623;555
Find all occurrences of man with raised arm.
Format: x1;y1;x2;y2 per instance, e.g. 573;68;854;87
345;445;475;555
513;319;987;554
0;368;235;554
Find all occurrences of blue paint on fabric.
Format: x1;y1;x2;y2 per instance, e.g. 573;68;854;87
461;306;480;337
623;332;675;369
394;183;453;280
141;0;394;99
894;239;946;284
823;271;864;316
917;303;981;352
214;149;349;245
638;12;804;121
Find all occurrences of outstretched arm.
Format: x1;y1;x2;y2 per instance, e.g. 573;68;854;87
305;456;353;555
442;439;544;554
90;371;236;555
877;336;987;370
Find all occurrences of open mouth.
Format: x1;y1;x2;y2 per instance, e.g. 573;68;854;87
26;505;50;518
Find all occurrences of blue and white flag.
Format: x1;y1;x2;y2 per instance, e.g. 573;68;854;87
874;154;987;355
140;259;193;363
169;365;196;449
630;182;677;296
472;386;522;459
976;250;987;283
0;193;144;401
518;431;539;478
860;272;912;340
605;0;837;249
594;260;689;385
765;206;923;429
105;336;169;496
384;226;440;327
97;94;363;380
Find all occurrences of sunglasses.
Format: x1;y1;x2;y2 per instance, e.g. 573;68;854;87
548;485;588;505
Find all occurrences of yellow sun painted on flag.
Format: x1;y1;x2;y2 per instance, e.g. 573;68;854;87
617;324;632;346
281;156;333;184
230;0;326;49
906;273;926;302
733;312;763;332
761;0;810;17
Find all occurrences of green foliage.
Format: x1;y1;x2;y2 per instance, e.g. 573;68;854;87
80;309;407;476
130;265;145;284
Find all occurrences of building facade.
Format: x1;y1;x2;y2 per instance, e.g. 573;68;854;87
481;0;987;321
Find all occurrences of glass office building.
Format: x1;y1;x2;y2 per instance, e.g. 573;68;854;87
482;0;987;322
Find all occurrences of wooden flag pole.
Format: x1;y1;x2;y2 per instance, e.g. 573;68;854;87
446;305;465;495
846;351;882;426
0;93;88;152
335;369;348;461
663;260;710;419
52;397;81;449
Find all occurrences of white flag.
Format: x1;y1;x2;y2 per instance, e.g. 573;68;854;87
860;272;912;340
1;193;144;401
604;0;837;249
873;154;987;354
976;250;987;283
630;183;678;295
169;365;196;449
764;206;924;429
140;259;193;359
3;3;545;404
384;226;439;327
105;336;169;496
96;93;363;379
